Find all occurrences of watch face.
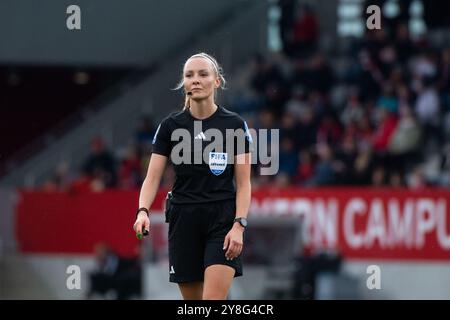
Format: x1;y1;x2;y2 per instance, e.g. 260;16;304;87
240;218;248;227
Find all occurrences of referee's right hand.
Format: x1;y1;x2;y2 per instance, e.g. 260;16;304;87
133;212;150;236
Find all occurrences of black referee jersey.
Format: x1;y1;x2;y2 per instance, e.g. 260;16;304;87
151;105;253;204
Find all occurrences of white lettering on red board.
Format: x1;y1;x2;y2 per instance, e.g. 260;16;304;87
250;197;450;251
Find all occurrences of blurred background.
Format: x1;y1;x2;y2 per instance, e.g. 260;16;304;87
1;0;450;299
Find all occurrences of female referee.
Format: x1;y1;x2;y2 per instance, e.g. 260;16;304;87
133;52;252;300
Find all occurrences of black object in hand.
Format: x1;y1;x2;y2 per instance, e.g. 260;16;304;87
136;228;149;240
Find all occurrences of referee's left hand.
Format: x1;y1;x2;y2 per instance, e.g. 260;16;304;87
223;224;244;260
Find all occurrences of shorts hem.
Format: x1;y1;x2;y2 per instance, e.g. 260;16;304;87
204;262;243;278
169;276;204;284
169;263;243;283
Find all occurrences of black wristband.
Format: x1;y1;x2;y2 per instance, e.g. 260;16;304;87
136;207;149;218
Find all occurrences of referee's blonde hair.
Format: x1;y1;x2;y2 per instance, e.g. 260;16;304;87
174;52;226;110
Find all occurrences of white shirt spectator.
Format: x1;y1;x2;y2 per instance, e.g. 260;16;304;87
415;88;440;125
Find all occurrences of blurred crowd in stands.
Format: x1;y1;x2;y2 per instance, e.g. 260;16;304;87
41;1;450;192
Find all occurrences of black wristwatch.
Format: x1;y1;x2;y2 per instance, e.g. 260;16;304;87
136;207;149;218
234;217;248;228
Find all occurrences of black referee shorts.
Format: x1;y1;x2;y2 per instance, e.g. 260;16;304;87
167;198;243;283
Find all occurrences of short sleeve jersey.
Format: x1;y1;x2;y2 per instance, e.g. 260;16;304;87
152;106;253;204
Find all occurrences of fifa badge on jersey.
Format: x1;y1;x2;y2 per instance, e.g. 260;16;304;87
209;152;227;176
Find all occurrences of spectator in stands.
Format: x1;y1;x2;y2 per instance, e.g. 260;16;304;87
352;49;383;101
255;109;277;140
86;243;142;300
410;52;438;88
414;77;441;144
250;54;285;97
288;3;318;58
41;162;71;192
82;136;117;188
297;106;317;151
438;143;450;187
316;112;342;146
274;172;291;188
285;85;309;120
372;102;399;153
371;166;387;187
407;167;429;189
354;112;374;151
389;170;406;187
306;143;335;186
353;147;374;185
388;105;422;157
135;116;156;149
68;167;94;193
340;92;364;128
334;136;358;185
294;149;314;185
280;110;301;148
394;23;414;63
279;0;297;57
305;53;334;95
439;49;450;111
118;144;142;189
279;136;299;178
250;56;289;117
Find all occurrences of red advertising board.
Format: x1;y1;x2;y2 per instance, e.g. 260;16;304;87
16;188;450;260
250;188;450;260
